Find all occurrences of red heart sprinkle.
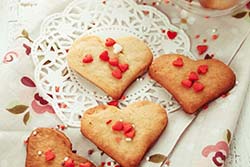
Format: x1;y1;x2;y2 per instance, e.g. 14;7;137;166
212;34;219;40
107;100;119;106
172;57;184;67
196;45;208;55
123;122;133;133
181;79;193;88
45;150;56;161
112;69;122;79
79;162;92;167
167;30;177;40
118;63;129;72
188;72;199;81
124;128;135;138
120;95;126;100
197;64;208;74
112;121;124;131
82;54;93;63
23;44;31;55
60;125;66;130
143;10;149;15
64;158;75;167
105;38;116;47
193;82;204;92
109;57;119;66
99;50;109;61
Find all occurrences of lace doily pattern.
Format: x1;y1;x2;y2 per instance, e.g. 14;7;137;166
32;0;194;127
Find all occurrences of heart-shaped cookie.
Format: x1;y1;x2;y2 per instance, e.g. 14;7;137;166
81;101;168;167
25;128;95;167
67;36;153;99
149;54;236;114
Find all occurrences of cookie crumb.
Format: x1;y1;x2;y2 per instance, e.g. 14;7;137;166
168;101;174;106
212;28;217;33
32;131;37;136
125;138;132;142
37;151;42;156
113;44;123;54
64;157;69;161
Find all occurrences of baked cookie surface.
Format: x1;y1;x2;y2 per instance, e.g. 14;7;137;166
199;0;239;9
81;101;168;167
149;54;236;114
25;128;95;167
67;36;153;99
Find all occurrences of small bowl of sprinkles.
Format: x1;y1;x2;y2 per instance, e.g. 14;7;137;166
171;0;249;17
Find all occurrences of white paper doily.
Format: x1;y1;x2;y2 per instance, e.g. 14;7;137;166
32;0;195;127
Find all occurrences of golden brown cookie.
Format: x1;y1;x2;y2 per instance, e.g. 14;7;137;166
149;54;236;114
67;36;153;99
81;101;168;167
25;128;95;167
199;0;239;9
